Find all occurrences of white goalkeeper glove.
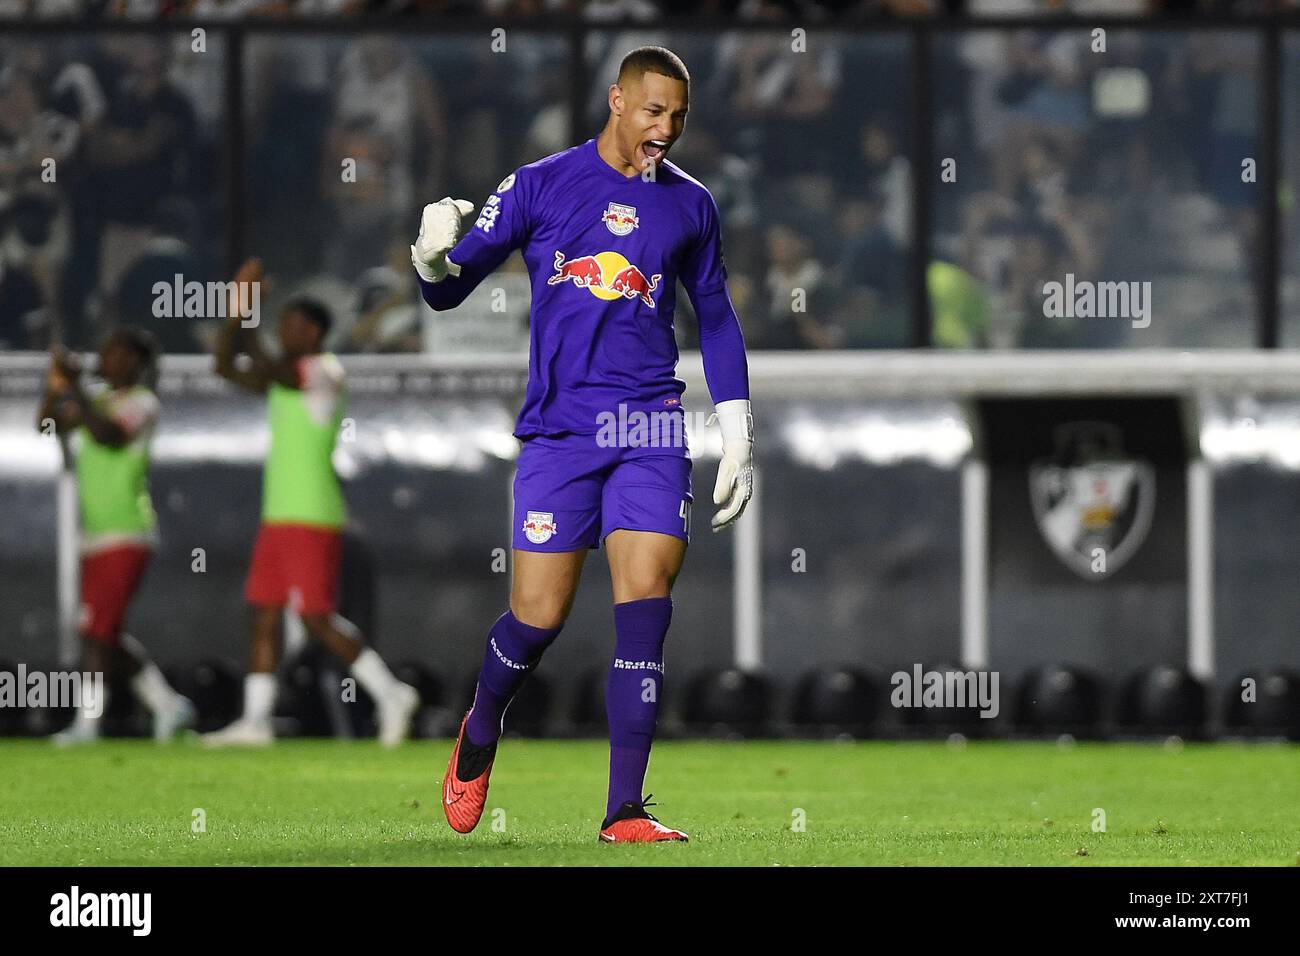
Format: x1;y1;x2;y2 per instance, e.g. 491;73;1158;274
710;398;754;532
411;197;475;283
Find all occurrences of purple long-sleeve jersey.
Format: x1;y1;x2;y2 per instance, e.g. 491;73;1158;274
419;138;750;439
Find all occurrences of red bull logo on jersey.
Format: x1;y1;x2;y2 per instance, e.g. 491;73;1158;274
602;202;640;236
523;510;557;545
548;251;661;308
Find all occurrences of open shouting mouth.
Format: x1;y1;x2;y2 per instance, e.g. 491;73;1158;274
640;138;671;166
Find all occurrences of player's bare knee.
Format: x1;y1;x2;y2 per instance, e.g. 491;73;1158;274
511;603;568;630
620;571;675;602
510;594;569;630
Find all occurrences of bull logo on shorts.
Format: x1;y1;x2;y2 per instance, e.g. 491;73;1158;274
523;511;557;545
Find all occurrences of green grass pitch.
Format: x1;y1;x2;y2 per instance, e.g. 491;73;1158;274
1;738;1297;866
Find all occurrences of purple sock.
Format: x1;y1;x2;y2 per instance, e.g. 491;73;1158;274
466;610;561;745
606;596;671;821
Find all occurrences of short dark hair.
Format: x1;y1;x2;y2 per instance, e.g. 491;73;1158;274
617;46;689;88
284;297;333;338
107;325;159;365
106;326;161;387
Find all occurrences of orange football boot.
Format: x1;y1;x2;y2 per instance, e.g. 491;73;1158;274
442;713;497;834
599;797;688;843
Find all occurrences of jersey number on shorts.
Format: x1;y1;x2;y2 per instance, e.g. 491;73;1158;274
679;499;691;535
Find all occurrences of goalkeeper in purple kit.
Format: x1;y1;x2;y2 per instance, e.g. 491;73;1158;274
413;46;752;843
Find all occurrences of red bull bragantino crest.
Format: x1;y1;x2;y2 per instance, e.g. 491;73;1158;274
522;510;557;545
548;250;662;308
602;202;639;236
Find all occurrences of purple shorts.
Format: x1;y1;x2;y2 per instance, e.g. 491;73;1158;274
512;433;693;551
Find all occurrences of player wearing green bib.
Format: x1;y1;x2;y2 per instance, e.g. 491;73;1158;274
205;258;417;747
37;329;194;745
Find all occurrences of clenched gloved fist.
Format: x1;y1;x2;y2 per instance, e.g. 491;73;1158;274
411;197;476;283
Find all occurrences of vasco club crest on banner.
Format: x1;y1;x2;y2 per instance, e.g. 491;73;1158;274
1029;422;1155;581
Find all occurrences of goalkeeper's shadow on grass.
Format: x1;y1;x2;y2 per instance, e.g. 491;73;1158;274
202;834;552;865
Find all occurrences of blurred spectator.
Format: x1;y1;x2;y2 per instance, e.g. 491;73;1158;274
823;117;911;346
348;234;423;353
735;0;807;19
666;125;760;233
928;259;988;348
111;197;207;353
832;197;908;345
0;35;222;348
1185;33;1259;273
989;32;1090;198
0;66;77;344
520;65;573;163
1010;218;1113;347
436;41;541;202
0;0;84;14
245;34;334;281
860;119;910;251
581;0;661;20
322;37;443;282
79;38;197;310
0;256;44;348
937;28;1261;347
719;31;842;172
763;221;836;348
